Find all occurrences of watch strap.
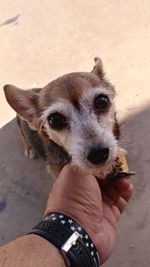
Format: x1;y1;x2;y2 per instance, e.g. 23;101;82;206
29;213;100;267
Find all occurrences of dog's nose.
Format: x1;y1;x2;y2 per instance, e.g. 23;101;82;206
87;144;109;165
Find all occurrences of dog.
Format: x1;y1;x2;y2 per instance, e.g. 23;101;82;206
4;57;120;179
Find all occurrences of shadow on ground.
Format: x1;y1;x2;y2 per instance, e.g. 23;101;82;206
0;105;150;267
105;104;150;267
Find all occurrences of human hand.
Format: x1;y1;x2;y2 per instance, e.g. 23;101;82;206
44;165;133;264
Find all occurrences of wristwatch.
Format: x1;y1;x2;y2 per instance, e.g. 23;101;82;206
29;213;100;267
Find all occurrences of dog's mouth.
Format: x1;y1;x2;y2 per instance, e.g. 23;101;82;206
70;156;114;179
67;145;117;178
47;139;118;179
87;161;113;178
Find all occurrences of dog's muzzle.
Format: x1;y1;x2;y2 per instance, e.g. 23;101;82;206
87;143;109;165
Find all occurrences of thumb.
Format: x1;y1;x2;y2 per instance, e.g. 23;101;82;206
44;165;103;233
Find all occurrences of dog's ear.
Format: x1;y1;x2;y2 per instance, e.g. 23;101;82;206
4;84;40;129
91;57;104;79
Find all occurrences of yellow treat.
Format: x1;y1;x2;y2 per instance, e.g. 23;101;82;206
118;152;129;172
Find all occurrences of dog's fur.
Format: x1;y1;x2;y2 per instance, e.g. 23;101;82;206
4;58;120;179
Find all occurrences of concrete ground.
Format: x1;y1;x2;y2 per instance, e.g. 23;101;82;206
0;1;150;266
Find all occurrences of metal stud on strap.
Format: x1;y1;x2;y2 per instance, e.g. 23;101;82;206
62;231;80;253
61;231;80;266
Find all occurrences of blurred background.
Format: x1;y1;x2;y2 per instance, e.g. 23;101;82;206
0;1;150;266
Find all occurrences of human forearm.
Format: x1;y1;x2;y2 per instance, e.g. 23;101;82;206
0;234;66;267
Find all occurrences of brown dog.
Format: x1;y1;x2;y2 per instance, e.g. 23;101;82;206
4;58;120;179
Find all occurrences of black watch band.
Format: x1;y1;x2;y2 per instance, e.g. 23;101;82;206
29;213;100;267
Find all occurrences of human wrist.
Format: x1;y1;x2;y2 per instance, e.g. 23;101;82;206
29;213;100;267
26;234;66;267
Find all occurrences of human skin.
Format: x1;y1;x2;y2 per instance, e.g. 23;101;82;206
0;165;133;267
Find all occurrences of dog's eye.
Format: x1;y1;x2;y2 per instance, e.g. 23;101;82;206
48;112;68;130
94;94;110;112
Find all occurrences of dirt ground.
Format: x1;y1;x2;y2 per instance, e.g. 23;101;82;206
0;1;150;266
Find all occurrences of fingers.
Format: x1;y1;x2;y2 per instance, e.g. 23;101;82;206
114;178;131;194
114;197;127;214
102;178;133;205
114;183;134;211
102;180;134;220
122;183;134;202
102;183;133;229
111;205;121;221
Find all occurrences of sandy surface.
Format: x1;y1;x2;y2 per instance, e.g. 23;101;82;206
0;1;150;266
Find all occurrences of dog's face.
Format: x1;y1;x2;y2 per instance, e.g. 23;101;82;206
4;58;119;177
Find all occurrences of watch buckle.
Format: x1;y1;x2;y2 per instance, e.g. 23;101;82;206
61;231;80;266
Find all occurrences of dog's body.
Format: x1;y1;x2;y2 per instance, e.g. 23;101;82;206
4;58;121;179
